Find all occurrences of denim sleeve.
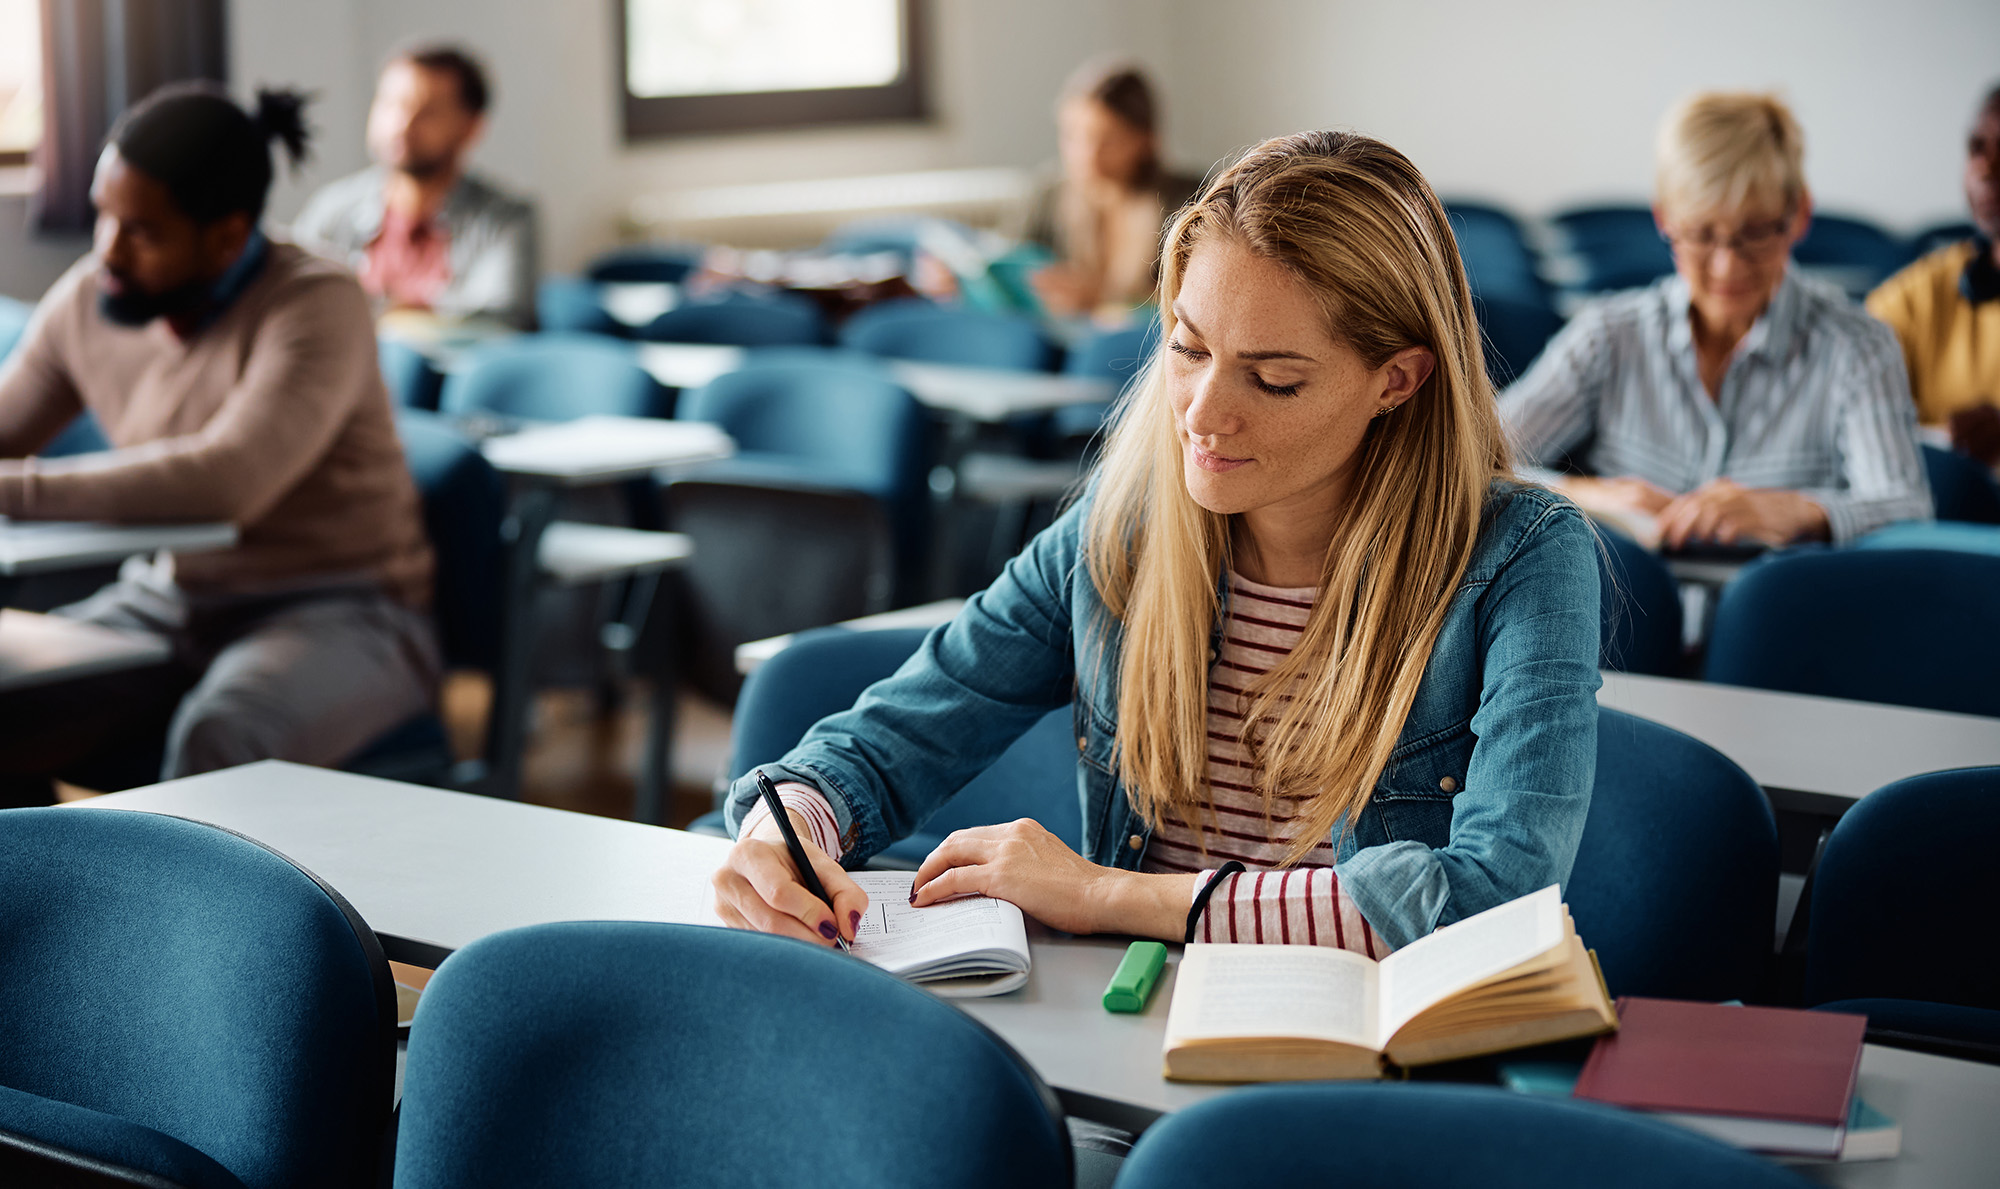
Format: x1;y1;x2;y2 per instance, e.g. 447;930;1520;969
1337;500;1603;949
721;502;1085;864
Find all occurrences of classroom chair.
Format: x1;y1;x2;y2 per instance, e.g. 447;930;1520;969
0;293;29;360
1566;708;1778;1002
1704;547;2000;717
1920;443;2000;524
1053;319;1158;439
1594;526;1684;675
1904;220;1979;264
1112;1083;1811;1188
1550;205;1677;294
1790;212;1908;300
584;243;705;284
1473;290;1566;385
0;806;397;1189
1444;200;1550;307
701;625;1082;868
394;921;1071;1189
534;275;624;337
838;297;1057;371
379;335;445;410
1804;766;2000;1050
635;288;826;347
35;409;111;456
438;333;668;420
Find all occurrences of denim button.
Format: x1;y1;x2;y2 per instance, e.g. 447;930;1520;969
1439;776;1459;793
1127;833;1144;851
1077;736;1088;752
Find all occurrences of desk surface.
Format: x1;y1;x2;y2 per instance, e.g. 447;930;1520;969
0;520;236;576
479;415;735;484
77;763;2000;1184
0;610;170;692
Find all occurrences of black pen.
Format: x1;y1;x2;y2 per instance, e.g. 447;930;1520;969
755;771;850;953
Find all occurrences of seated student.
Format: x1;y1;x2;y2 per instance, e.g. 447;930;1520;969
1024;61;1189;322
713;132;1601;955
293;44;537;330
1868;83;2000;464
1500;92;1930;548
0;84;437;804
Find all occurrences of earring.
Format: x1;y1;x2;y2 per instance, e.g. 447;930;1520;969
1373;404;1397;417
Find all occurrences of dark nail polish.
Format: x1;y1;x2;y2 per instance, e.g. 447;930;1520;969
818;921;838;940
908;888;919;904
849;910;862;931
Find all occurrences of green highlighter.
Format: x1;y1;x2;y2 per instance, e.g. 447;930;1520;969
1102;941;1168;1012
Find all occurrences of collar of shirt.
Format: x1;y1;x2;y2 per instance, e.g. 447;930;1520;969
1663;265;1803;365
1961;235;2000;305
176;229;270;338
348;168;477;244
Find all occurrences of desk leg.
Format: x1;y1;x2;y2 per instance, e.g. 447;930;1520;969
485;485;556;801
620;569;677;826
925;413;978;601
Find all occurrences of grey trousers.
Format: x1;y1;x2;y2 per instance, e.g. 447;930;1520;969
35;557;442;782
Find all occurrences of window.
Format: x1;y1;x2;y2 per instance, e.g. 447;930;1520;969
0;0;42;167
619;0;927;140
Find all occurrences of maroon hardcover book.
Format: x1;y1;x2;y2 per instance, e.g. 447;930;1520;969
1571;997;1867;1156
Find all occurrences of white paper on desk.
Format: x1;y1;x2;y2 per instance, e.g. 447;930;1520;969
848;871;1031;998
479;416;733;478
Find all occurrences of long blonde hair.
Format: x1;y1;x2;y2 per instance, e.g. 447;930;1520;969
1083;130;1510;864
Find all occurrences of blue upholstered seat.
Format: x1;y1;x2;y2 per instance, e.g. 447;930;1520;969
378;335;444;410
1594;526;1683;675
1805;767;2000;1048
0;807;397;1188
1113;1083;1810;1188
394;921;1070;1189
1055;320;1158;438
839;298;1056;371
1919;443;2000;524
439;333;667;420
637;289;826;347
1567;709;1778;1001
584;245;704;284
0;294;30;360
1551;205;1677;294
534;276;625;336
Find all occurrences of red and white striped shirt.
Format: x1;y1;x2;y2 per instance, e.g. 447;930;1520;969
741;573;1391;956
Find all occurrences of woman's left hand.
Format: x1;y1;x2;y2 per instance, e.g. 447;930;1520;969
911;818;1120;934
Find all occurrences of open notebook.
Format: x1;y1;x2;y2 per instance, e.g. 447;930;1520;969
844;872;1031;998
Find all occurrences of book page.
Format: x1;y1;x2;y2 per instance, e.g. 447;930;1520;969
1377;885;1564;1044
1166;944;1377;1048
845;872;1028;976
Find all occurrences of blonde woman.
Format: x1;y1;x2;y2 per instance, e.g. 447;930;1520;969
713;133;1602;956
1501;92;1929;548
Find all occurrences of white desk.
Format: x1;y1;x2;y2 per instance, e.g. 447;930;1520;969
0;610;170;692
1597;673;2000;813
734;599;965;674
75;763;2000;1184
0;519;236;576
478;415;735;484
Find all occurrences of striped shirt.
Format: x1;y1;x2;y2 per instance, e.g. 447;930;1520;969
742;574;1392;957
1498;269;1931;544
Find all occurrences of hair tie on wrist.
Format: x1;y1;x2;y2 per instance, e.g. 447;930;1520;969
1184;860;1247;944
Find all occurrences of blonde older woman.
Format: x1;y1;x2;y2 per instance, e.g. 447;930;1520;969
1501;92;1930;547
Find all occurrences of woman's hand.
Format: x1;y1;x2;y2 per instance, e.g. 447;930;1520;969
1656;479;1830;549
910;818;1195;939
711;811;869;948
1561;474;1676;517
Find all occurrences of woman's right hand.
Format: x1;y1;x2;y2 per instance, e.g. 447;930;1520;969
711;811;870;948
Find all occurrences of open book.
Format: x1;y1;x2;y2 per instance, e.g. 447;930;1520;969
1163;885;1615;1081
845;872;1030;998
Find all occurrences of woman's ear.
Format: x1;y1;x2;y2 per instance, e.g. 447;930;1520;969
1378;345;1436;410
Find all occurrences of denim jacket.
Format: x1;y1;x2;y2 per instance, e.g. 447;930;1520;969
724;481;1602;949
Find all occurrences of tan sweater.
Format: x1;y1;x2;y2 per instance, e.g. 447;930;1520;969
0;241;433;608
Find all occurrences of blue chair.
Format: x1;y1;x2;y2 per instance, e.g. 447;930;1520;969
1595;526;1683;675
711;625;1081;868
439;333;667;420
1475;291;1565;385
1792;212;1909;299
1552;205;1677;294
636;289;825;347
379;336;444;410
1566;708;1778;1002
1705;548;2000;717
394;921;1070;1189
1904;221;1979;264
1921;443;2000;524
0;806;396;1189
37;409;111;457
1805;767;2000;1049
534;275;624;337
0;293;30;360
1856;519;2000;556
1446;201;1549;306
584;244;704;284
839;298;1056;371
1113;1083;1810;1188
1055;320;1159;438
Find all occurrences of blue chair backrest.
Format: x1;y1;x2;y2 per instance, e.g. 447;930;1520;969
1594;526;1683;675
1792;212;1908;299
38;410;111;457
729;626;1082;864
1552;205;1676;293
1566;709;1777;1002
438;333;666;420
396;411;505;671
1806;766;2000;1010
379;337;444;410
394;921;1070;1189
1904;221;1978;264
637;288;825;347
1055;320;1159;438
1474;291;1565;385
534;276;624;337
1445;201;1547;305
583;245;703;284
839;298;1055;370
1114;1083;1812;1188
1705;547;2000;717
0;293;30;360
1921;443;2000;523
0;807;395;1189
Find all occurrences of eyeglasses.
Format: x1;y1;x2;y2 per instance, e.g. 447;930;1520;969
1660;215;1794;258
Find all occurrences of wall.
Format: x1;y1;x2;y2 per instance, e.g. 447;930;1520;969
1161;0;2000;231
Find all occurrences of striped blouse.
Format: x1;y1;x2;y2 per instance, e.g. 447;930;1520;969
1497;269;1930;544
744;573;1392;958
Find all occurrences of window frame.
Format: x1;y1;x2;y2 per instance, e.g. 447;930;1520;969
616;0;930;141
